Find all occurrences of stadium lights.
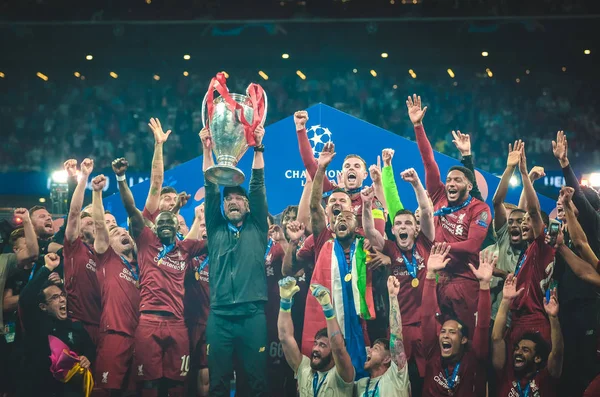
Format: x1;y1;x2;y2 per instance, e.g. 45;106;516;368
589;173;600;187
86;54;93;61
390;0;395;4
352;69;358;73
52;170;68;184
486;68;493;77
481;51;489;57
370;70;377;77
183;71;189;77
183;54;191;60
408;69;417;79
526;69;531;75
74;72;81;78
562;66;567;72
258;71;269;80
0;72;4;78
447;69;455;78
296;70;306;80
381;53;388;58
153;74;160;81
282;53;290;59
36;72;48;81
453;81;458;87
584;49;591;55
146;0;151;4
516;78;521;83
393;84;398;89
509;175;519;187
39;198;46;203
110;72;118;79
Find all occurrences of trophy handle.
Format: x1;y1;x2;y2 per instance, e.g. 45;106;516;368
201;91;209;129
260;90;268;126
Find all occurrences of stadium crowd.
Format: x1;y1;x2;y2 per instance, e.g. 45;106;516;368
1;87;600;397
1;70;599;176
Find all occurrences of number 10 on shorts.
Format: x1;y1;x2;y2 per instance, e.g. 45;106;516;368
180;355;190;377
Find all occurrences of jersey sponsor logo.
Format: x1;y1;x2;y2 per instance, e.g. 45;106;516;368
265;253;273;265
266;265;275;277
154;254;186;271
510;379;541;397
119;267;138;286
197;268;209;283
434;371;461;392
102;372;108;384
85;259;97;272
137;365;144;376
440;216;466;237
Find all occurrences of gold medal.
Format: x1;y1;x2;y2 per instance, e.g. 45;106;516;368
195;271;200;281
135;280;140;289
344;273;352;282
411;278;419;288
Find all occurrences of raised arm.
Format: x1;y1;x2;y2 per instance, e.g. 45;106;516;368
310;142;335;237
544;289;564;378
248;125;268;230
422;243;450;356
296;173;313;233
452;130;483;201
401;168;434;242
407;94;444;196
282;221;306;277
387;276;408;370
493;141;523;230
517;166;546;210
491;274;524;370
562;187;599;268
557;244;600;287
91;175;109;255
381;148;404;218
468;250;493;360
20;253;60;311
361;186;384;251
112;158;145;238
53;159;79;244
518;146;544;237
310;284;355;383
14;208;39;262
277;277;304;372
186;204;205;240
65;158;93;243
294;111;335;192
144;118;171;215
369;159;388;214
439;207;490;255
199;127;215;172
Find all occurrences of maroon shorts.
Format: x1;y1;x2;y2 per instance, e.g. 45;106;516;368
134;314;190;381
508;316;551;349
436;276;479;333
403;323;425;376
95;331;135;390
189;322;208;369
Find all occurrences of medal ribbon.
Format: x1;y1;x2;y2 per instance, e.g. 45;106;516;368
227;222;243;238
400;245;418;279
157;243;175;262
82;242;94;256
196;256;209;279
176;232;185;241
363;377;381;397
515;371;538;397
312;372;328;397
264;238;274;261
433;196;473;217
444;362;461;390
514;252;527;276
120;255;139;281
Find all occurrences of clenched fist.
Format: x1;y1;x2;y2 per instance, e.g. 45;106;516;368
91;175;107;192
279;277;301;300
63;159;78;178
14;208;30;224
80;158;94;177
294;111;309;131
112;158;129;176
44;253;61;271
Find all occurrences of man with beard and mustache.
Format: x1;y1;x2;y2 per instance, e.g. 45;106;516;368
552;130;600;397
141;118;179;223
182;204;210;397
277;277;355;396
363;167;434;393
484;140;528;322
407;94;492;335
90;174;141;396
507;147;557;351
199;125;270;397
301;142;375;380
355;276;411;397
293;110;386;236
492;273;563;397
63;157;102;346
18;252;95;397
113;158;207;397
421;243;493;396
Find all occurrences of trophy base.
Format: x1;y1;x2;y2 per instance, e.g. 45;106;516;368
205;165;246;187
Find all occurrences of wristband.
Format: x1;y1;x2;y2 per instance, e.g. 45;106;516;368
322;303;335;319
116;174;126;182
280;297;293;312
253;144;265;152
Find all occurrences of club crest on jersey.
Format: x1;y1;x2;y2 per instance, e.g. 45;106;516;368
102;372;108;384
476;211;489;228
138;365;144;376
458;213;466;224
67;332;74;345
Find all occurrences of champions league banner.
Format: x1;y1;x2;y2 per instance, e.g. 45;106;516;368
103;103;558;227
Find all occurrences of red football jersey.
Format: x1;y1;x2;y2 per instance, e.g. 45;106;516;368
135;226;206;319
497;367;558;397
511;234;555;322
142;206;159;223
382;235;432;326
97;247;140;336
184;253;210;326
265;243;287;372
63;237;101;325
297;229;334;265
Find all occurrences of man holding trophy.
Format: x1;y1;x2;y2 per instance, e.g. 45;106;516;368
200;73;270;396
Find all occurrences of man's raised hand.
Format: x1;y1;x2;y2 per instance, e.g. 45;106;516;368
427;242;451;273
529;166;546;182
199;127;212;150
91;175;107;192
468;250;496;285
401;168;419;186
149;117;171;145
406;94;427;126
382;148;395;167
279;276;301;300
285;221;305;243
80;158;94;177
552;130;568;166
63;159;78;178
317;142;336;169
112;158;129;176
507;140;523;168
14;208;30;224
254;124;265;146
361;185;375;203
502;274;524;301
387;275;400;296
294;110;309;131
44;253;61;271
451;130;471;157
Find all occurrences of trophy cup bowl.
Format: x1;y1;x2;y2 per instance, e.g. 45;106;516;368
202;87;267;187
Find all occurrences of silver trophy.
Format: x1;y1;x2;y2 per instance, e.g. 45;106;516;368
202;76;268;186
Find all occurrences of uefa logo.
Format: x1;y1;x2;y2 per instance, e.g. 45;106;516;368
307;125;333;157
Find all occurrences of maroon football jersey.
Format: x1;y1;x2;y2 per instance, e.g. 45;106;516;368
497;367;558;397
63;237;101;325
184;253;210;326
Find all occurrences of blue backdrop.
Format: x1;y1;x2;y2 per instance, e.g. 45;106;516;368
103;103;557;226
